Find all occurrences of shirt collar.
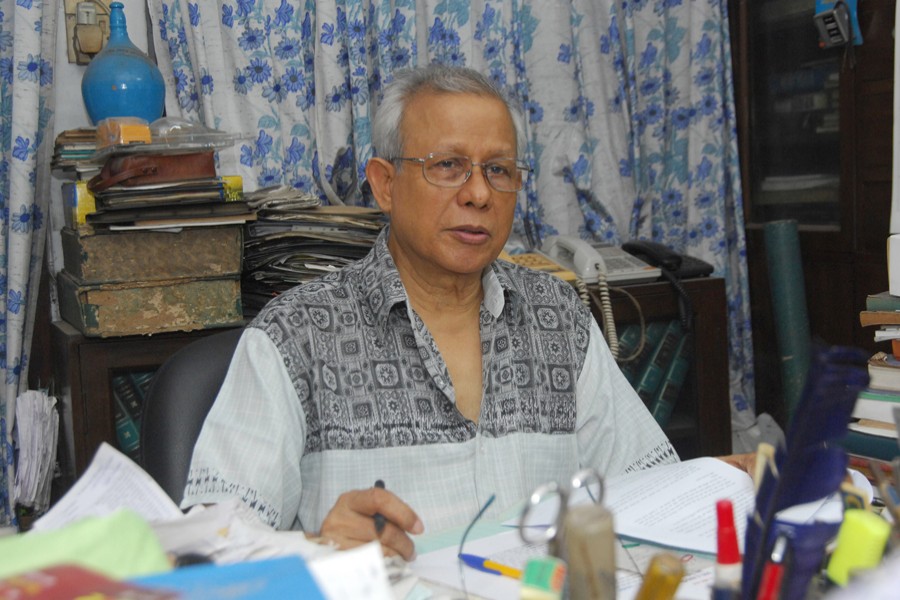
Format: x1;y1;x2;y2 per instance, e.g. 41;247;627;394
361;226;525;325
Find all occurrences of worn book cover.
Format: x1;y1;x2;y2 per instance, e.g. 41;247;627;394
57;270;244;337
61;224;243;284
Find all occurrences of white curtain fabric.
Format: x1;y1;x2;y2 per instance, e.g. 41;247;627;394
148;0;757;441
0;1;57;527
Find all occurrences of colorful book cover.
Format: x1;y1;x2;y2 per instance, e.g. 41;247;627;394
132;556;325;599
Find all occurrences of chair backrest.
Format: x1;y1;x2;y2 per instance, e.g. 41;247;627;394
139;327;243;503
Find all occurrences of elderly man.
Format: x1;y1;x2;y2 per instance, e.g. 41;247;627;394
181;65;678;560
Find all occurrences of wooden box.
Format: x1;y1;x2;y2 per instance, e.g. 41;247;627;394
61;225;243;284
57;270;244;337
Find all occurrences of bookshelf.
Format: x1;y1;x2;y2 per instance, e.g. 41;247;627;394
730;0;895;423
50;320;240;483
588;277;731;459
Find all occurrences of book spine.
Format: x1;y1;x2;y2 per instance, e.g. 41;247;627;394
633;320;684;405
852;398;899;423
129;370;155;406
618;320;669;386
112;373;144;427
614;323;642;363
649;334;692;427
111;377;140;459
840;430;900;463
866;293;900;312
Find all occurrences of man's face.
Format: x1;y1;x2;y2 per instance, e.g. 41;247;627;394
374;91;519;280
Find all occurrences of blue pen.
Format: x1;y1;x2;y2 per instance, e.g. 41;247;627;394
458;553;522;579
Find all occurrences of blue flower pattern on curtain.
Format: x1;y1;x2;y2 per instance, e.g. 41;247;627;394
149;0;756;438
0;0;56;527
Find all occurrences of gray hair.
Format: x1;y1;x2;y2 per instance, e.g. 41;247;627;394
372;65;527;160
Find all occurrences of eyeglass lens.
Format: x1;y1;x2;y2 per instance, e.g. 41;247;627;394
423;154;523;192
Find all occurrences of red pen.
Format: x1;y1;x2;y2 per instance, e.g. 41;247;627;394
712;499;742;600
756;534;789;600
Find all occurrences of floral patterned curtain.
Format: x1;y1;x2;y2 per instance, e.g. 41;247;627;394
148;0;757;443
0;1;57;527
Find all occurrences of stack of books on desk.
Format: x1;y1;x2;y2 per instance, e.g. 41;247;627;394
859;291;900;357
53;128;247;338
241;187;385;317
850;291;900;460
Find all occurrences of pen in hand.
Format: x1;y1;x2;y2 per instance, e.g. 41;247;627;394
373;479;386;536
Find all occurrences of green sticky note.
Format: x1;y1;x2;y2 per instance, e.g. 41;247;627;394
0;509;172;580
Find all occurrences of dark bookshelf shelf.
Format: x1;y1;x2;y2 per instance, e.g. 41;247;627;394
51;320;241;480
589;277;731;459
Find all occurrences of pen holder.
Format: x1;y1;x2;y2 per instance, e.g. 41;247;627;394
767;520;841;600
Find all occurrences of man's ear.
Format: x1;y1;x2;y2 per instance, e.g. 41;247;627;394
365;157;395;214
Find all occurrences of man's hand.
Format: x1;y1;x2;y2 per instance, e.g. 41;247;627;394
717;452;757;478
318;485;424;561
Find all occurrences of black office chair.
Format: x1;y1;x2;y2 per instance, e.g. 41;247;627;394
139;327;244;503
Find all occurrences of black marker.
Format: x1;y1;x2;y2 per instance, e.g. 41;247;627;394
374;479;386;535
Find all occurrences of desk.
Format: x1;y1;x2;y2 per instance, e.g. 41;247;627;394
588;277;731;458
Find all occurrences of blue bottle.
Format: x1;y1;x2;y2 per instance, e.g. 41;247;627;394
81;2;165;124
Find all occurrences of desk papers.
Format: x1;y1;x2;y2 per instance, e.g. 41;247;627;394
502;457;755;555
32;443;394;599
13;390;59;512
413;457;844;600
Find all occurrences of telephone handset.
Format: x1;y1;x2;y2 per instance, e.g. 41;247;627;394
538;236;662;360
621;240;714;333
621;240;714;280
541;237;663;285
541;236;603;284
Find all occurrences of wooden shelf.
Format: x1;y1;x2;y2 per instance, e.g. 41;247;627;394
588;277;731;459
51;320;238;478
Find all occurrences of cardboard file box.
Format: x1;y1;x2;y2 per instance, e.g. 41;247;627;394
57;270;244;337
61;225;243;284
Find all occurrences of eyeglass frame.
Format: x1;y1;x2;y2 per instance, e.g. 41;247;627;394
389;152;532;193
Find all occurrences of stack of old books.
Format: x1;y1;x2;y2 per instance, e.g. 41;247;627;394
846;290;900;461
55;119;250;337
241;186;386;317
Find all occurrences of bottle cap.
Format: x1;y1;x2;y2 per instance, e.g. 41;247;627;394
716;499;741;565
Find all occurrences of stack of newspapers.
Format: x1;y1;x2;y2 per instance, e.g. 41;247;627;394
242;187;386;316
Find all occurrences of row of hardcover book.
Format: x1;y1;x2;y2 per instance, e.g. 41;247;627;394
617;318;692;428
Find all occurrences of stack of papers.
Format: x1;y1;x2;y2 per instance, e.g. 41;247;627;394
242;188;385;316
29;443;397;599
13;390;59;513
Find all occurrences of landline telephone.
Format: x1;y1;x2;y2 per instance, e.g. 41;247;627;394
502;236;713;360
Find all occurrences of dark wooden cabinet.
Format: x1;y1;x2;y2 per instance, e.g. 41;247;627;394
730;0;895;423
51;320;237;479
589;277;731;459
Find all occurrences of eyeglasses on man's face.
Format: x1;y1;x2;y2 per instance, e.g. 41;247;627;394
391;153;531;193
